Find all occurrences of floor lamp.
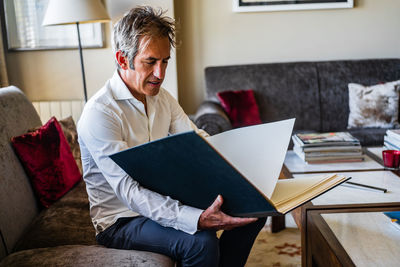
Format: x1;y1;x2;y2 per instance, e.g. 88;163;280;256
42;0;110;102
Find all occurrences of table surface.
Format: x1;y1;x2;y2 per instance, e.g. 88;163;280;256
287;147;400;266
322;212;400;267
294;170;400;206
366;146;384;160
284;150;383;174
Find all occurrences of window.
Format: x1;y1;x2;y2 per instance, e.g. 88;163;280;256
2;0;104;50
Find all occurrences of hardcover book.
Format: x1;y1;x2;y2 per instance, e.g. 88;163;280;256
384;211;400;230
292;145;364;164
110;119;349;216
292;132;360;147
386;129;400;142
384;130;400;150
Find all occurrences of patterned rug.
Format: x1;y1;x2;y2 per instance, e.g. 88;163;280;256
246;214;301;267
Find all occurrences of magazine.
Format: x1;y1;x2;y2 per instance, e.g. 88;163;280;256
292;132;360;147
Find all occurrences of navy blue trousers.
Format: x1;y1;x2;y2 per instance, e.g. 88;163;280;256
96;216;267;267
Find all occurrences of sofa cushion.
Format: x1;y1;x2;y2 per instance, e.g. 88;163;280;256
347;81;400;129
0;230;6;260
348;127;388;147
205;62;321;131
317;59;400;132
0;245;174;267
11;117;82;208
217;89;262;128
13;180;96;252
59;116;82;174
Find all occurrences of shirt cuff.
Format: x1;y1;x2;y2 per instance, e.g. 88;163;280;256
177;205;204;235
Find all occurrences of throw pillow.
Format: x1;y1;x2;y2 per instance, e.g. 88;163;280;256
59;117;82;174
217;89;262;128
11;117;82;208
347;80;400;129
28;116;82;174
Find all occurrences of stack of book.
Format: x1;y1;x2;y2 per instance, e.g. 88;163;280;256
384;129;400;150
292;132;363;164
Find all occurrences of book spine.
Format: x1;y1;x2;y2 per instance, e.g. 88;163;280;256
306;158;364;164
384;136;400;150
384;135;400;148
386;130;400;143
302;146;362;152
303;151;363;159
384;141;400;151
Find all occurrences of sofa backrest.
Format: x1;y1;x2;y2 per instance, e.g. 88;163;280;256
205;62;321;131
0;86;42;260
205;59;400;132
316;59;400;132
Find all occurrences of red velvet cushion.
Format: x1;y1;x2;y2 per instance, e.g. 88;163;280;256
11;117;82;208
217;89;262;128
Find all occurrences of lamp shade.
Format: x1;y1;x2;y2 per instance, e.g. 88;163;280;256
42;0;110;26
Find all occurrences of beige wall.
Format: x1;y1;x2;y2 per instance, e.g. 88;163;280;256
175;0;400;114
5;24;115;101
5;0;177;102
4;0;400;112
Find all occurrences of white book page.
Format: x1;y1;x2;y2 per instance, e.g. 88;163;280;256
205;119;295;199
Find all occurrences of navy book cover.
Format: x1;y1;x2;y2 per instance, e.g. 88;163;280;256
110;131;277;217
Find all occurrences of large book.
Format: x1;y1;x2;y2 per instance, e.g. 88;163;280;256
384;135;400;150
110;119;349;216
386;129;400;143
292;132;360;148
384;211;400;230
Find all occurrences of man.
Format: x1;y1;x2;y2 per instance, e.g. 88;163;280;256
78;6;266;267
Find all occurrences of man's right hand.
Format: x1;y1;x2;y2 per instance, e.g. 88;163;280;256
198;195;258;231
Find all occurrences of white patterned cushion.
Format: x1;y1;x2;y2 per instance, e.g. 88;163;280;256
347;80;400;129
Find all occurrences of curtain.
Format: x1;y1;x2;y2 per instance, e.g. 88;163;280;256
0;19;9;88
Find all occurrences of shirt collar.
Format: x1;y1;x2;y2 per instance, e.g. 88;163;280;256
109;70;160;105
109;70;137;101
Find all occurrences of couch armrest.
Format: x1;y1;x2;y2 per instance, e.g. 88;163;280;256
193;101;232;135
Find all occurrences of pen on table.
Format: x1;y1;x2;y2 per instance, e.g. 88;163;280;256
345;181;387;193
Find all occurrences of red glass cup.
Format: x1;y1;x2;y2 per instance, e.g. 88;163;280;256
382;150;400;170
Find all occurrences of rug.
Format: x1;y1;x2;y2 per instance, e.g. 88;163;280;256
246;215;301;267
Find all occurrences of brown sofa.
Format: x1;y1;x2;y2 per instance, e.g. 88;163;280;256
0;86;174;266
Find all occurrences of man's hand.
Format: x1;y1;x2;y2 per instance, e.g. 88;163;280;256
198;195;258;231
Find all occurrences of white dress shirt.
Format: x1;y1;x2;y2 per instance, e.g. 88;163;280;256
77;71;208;235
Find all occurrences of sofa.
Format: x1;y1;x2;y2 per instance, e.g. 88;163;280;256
0;86;174;266
194;58;400;147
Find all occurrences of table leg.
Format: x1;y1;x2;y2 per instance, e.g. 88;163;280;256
271;215;286;233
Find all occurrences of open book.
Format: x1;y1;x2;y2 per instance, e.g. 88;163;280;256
110;119;349;216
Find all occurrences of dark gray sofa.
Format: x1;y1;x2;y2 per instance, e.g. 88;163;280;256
194;59;400;146
0;86;174;266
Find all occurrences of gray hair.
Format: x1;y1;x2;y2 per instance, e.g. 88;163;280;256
112;6;176;70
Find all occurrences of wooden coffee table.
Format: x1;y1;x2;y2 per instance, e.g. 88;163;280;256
291;172;400;265
287;148;400;266
306;208;400;266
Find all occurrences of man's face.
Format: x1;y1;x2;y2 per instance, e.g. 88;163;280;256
119;36;170;100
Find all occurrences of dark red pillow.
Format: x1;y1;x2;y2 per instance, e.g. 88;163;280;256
11;117;82;208
217;89;262;128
